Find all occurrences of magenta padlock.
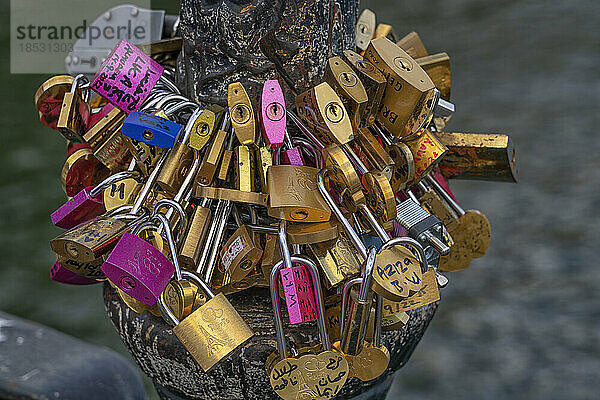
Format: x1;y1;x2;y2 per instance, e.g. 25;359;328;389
278;221;317;324
101;214;179;305
261;79;286;150
280;263;318;324
50;262;100;285
91;38;164;113
50;171;138;229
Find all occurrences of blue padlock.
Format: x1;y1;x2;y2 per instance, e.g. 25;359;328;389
121;111;183;149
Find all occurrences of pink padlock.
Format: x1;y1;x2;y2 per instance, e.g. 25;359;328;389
50;261;100;285
101;214;179;305
261;79;286;150
91;38;164;113
50;171;138;229
278;221;317;324
280;263;318;324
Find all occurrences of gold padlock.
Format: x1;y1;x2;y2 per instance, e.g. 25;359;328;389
124;110;167;176
156;142;195;195
50;215;133;263
219;225;263;284
267;165;331;223
435;132;519;183
396;31;428;59
196;114;230;186
34;75;74;129
401;129;448;184
386;141;415;192
228;83;256;145
286;220;339;245
188;104;225;151
342;50;386;126
364;37;438;138
381;268;440;316
355;8;376;51
103;177;142;212
234;145;255;192
355;127;395;180
179;201;212;271
157;270;254;372
373;23;397;42
308;233;362;288
323;144;365;213
56;76;90;142
417;52;451;101
194;186;268;207
295;82;354;146
323;56;369;130
56;255;106;280
217;130;235;182
256;146;272;193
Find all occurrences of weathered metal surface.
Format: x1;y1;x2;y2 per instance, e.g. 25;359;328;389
175;0;359;105
103;282;438;399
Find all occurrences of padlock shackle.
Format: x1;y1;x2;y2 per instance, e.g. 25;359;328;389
341;143;368;175
270;256;328;360
181;108;204;143
425;174;465;216
339;277;361;339
288;111;325;150
152;198;188;236
89;171;140;198
157;270;216;326
291;137;323;169
131;151;169;215
379;236;428;274
152;213;183;281
278;221;293;270
317;167;368;260
358;203;391;243
165;101;199;118
155;93;190;111
413;88;440;136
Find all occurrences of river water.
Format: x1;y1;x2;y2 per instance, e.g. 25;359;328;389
0;0;597;399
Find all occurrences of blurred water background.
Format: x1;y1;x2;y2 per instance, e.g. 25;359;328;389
0;0;597;398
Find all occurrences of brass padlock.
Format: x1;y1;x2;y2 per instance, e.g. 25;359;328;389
103;177;142;212
56;75;90;142
295;82;354;146
386;141;415;192
362;171;397;225
219;225;263;284
50;214;135;263
434;132;519;183
217;130;235;182
381;268;440;317
308;232;362;288
373;23;397;42
35;75;75;130
286;220;339;245
256;146;273;193
228;82;256;145
323;56;369;130
124;109;168;176
156;142;195;195
355;8;376;51
196;113;230;187
179;199;212;271
355;127;395;180
90;130;132;173
323;144;365;213
157;270;254;372
56;254;106;280
83;106;126;152
234;145;255;192
188;104;225;151
267;165;331;223
164;279;204;321
61;148;110;197
401;129;448;184
342;50;386;126
261;232;282;280
396;31;429;59
364;37;438;138
417;52;451;101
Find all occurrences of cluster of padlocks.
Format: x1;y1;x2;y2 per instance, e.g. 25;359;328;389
35;8;517;399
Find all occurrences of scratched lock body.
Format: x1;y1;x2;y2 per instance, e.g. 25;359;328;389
84;105;132;172
267;165;331;223
157;270;254;372
295;82;354;146
156;142;195;194
219;225;263;284
56;76;90;142
364;37;438;139
188;104;224;151
101;232;175;306
51;216;131;264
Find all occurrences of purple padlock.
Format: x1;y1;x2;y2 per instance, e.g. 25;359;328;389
91;38;164;113
50;262;100;285
101;215;178;305
50;171;138;229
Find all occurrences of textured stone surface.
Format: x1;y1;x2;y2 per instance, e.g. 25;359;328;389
103;282;438;399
